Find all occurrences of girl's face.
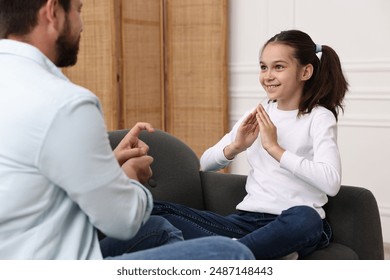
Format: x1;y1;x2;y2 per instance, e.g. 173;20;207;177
259;42;311;110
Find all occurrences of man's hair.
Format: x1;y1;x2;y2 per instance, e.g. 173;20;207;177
0;0;71;38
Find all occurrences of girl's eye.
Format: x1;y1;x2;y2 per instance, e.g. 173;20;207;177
260;65;267;71
275;65;284;70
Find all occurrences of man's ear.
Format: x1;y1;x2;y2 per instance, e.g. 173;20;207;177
301;64;314;81
43;0;62;32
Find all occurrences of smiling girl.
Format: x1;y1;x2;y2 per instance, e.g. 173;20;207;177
152;30;349;259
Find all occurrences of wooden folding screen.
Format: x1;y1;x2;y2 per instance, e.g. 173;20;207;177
121;0;165;129
63;0;227;157
164;0;228;155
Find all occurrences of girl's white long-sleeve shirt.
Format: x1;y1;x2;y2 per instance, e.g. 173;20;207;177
200;101;341;219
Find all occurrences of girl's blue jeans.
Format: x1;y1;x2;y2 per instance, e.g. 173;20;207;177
152;201;332;259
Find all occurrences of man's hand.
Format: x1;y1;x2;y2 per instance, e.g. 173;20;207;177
114;122;155;184
114;122;155;166
121;155;154;185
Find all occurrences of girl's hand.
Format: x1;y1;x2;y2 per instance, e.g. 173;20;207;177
224;108;259;160
256;105;285;161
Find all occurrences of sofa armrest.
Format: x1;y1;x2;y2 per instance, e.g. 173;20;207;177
200;171;247;215
324;185;384;259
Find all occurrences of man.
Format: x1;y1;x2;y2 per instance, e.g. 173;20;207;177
0;0;254;260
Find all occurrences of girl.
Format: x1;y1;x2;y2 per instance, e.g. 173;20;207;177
152;30;348;259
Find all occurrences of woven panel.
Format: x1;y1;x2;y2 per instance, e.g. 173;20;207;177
165;0;228;156
63;0;120;130
121;0;164;129
62;0;227;151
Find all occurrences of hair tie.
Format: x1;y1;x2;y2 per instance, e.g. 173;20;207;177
315;44;322;53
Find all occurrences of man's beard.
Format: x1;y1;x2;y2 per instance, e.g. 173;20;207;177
55;19;80;68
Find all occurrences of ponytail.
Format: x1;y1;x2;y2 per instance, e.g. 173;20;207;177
302;45;348;121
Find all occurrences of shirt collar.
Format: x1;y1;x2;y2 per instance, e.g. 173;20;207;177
0;39;69;81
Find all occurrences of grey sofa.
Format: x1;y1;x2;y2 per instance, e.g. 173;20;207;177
108;129;384;260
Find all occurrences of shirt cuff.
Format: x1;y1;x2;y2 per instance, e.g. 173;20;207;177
216;146;234;166
132;180;154;225
280;150;302;174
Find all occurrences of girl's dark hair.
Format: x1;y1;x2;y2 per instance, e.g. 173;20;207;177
262;30;348;121
0;0;71;38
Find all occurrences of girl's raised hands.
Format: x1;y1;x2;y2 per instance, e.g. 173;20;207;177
256;105;285;161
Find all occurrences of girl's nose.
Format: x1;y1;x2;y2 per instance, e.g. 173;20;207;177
263;70;274;80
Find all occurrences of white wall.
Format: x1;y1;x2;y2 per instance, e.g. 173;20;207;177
227;0;390;243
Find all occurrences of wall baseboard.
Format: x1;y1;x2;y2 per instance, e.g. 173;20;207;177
384;243;390;260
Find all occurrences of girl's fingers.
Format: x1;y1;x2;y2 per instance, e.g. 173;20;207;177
256;105;272;126
243;110;257;126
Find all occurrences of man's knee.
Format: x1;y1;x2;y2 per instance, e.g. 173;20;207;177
146;216;177;231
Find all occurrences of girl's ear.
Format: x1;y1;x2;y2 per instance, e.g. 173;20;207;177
301;64;314;81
